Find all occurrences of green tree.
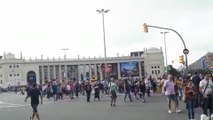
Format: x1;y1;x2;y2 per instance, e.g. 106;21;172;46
167;65;181;76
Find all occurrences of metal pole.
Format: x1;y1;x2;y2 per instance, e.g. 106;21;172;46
161;32;169;73
146;24;188;74
102;10;107;80
97;9;110;80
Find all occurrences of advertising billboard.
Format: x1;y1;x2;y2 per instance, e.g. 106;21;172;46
120;61;139;77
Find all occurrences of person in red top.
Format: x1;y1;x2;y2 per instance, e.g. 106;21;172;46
184;79;196;120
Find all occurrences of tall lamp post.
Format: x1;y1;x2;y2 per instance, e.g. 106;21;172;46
96;9;110;80
143;23;189;74
160;31;169;73
61;48;68;60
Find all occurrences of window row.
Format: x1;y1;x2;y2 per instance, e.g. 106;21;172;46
152;70;160;74
9;65;19;68
151;66;160;69
9;74;20;77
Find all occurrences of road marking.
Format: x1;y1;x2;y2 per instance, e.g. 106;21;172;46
0;101;26;109
0;100;56;110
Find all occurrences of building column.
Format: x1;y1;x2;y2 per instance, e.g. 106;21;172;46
89;64;92;79
117;62;121;79
83;64;86;80
139;61;142;79
41;66;45;84
47;66;50;82
64;65;67;80
78;65;81;81
59;65;62;82
94;64;97;77
53;65;56;80
99;64;103;80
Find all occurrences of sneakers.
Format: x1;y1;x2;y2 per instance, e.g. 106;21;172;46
168;110;172;113
175;109;182;113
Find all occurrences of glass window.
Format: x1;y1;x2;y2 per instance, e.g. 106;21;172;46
152;70;154;74
17;65;19;68
151;66;153;69
158;66;160;68
17;74;19;76
0;66;2;69
9;74;12;77
9;65;12;68
158;70;160;74
155;70;157;74
154;66;157;69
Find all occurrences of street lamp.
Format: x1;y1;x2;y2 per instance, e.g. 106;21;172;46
143;23;189;74
61;48;68;60
160;31;169;73
96;9;110;80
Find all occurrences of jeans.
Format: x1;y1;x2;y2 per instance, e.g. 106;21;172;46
187;99;195;119
124;91;132;101
86;91;91;102
203;94;213;116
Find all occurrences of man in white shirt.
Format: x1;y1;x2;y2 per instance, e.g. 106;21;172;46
199;74;213;116
145;78;152;97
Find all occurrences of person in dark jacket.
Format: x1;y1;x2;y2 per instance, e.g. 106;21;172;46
138;79;146;102
25;84;43;120
191;71;201;108
85;81;92;102
94;81;100;101
124;79;133;102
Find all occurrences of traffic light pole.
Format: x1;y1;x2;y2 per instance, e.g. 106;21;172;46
145;24;188;74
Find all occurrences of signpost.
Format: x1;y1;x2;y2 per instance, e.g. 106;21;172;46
183;49;189;55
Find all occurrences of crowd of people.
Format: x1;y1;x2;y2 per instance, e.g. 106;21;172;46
162;72;213;120
24;72;213;120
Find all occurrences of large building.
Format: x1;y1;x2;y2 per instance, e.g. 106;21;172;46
0;47;164;87
189;52;213;70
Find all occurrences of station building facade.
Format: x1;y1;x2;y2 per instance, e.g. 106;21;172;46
0;47;164;87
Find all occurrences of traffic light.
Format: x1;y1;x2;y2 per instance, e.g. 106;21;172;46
143;23;148;33
179;55;185;65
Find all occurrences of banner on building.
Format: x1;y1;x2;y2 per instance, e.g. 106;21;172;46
120;61;139;77
101;64;112;73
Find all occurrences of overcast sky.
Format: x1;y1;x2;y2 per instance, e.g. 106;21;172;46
0;0;212;68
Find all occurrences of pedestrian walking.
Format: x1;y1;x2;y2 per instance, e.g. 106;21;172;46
94;81;100;101
109;78;118;107
25;84;43;120
52;82;58;101
85;81;92;102
138;79;146;102
145;77;152;97
192;71;202;108
163;74;181;113
184;79;196;120
199;74;213;117
124;79;133;102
